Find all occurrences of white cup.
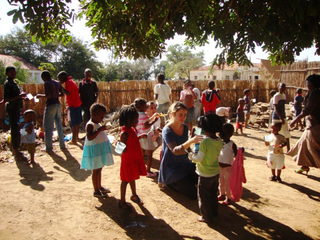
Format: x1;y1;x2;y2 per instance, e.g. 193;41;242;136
252;98;256;103
264;134;273;142
115;142;126;154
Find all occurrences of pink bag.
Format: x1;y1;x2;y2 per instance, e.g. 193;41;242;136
230;148;246;202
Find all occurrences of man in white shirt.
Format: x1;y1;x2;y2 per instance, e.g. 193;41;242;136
154;73;171;114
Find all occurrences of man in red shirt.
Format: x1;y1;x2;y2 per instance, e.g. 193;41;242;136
58;71;82;144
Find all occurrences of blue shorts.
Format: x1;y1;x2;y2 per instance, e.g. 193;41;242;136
157;102;170;114
69;106;82;127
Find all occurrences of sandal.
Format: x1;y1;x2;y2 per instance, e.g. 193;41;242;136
130;195;143;205
146;172;157;178
269;175;277;181
217;195;226;201
93;191;107;198
295;167;310;175
221;199;232;205
100;187;111;193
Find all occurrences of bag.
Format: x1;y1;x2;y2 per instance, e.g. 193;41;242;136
184;89;194;109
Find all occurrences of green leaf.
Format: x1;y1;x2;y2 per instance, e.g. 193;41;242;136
7;9;17;16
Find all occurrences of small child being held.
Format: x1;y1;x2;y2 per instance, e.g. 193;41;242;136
188;114;223;223
81;103;114;198
21;109;36;165
265;122;287;183
134;98;159;178
236;98;245;135
217;123;238;205
118;104;147;209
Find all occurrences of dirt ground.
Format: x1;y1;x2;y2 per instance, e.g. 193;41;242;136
0;125;319;240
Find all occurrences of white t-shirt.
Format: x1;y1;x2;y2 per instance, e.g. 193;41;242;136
154;83;171;105
193;88;201;101
218;140;235;165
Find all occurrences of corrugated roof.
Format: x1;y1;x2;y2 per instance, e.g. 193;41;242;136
0;54;39;70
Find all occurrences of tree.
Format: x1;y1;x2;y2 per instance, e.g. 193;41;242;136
0;60;31;84
57;37;103;80
0;28;58;66
7;0;320;65
165;44;204;79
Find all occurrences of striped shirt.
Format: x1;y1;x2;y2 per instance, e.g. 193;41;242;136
136;112;150;137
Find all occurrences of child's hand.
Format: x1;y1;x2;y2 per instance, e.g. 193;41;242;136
265;142;270;146
139;134;147;139
20;92;26;98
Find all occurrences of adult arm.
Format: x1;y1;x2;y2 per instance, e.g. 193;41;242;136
166;135;203;155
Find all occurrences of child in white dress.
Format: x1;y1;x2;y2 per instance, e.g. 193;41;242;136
81;103;114;198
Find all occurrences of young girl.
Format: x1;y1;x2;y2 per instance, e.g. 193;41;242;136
21;109;36;165
218;123;238;205
118;104;147;209
201;80;221;115
236;98;245;135
188;114;223;223
134;98;159;177
146;101;162;147
81;103;114;198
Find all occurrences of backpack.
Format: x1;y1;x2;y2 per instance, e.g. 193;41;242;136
184;89;194;108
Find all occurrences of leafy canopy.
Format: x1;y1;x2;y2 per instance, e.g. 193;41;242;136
7;0;320;65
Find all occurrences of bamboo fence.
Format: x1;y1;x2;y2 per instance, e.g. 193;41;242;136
0;79;281;130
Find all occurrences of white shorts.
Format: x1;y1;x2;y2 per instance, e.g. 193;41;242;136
267;152;285;170
272;119;291;138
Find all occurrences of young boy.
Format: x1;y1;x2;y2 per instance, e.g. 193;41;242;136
236;98;245;135
243;89;251;128
36;70;66;153
291;88;304;131
79;68;99;127
3;66;27;161
58;71;82;144
21;110;36;165
201;80;221;116
153;73;171;114
265;122;287;183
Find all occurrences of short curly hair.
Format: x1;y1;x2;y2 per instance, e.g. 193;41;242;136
90;102;107;115
119;104;138;126
134;98;147;112
201;114;222;133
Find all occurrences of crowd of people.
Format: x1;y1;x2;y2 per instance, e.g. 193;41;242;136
2;66;320;224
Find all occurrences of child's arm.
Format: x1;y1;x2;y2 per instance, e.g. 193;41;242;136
120;131;129;153
188;150;205;162
25;123;34;135
86;124;107;141
144;116;159;129
232;142;238;157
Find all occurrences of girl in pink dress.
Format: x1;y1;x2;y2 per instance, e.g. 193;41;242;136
118;104;147;209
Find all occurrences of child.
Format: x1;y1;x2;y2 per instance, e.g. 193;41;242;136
236;98;245;135
58;71;82;144
243;89;251;128
217;123;238;205
265;122;287;183
36;70;66;153
216;107;232;124
21;110;36;165
146;101;162;147
291;88;304;131
79;68;99;127
268;90;277;129
180;79;197;132
201;80;221;116
80;103;114;198
188;114;223;223
118;104;147;209
4;66;27;161
134;98;159;177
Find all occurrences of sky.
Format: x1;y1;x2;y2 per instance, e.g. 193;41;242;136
1;1;320;65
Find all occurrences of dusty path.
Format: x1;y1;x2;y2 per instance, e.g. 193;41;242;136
0;127;319;239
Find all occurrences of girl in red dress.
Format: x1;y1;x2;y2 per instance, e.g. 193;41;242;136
118;104;147;209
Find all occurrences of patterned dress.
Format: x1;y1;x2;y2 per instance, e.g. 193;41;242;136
120;126;147;181
81;120;114;170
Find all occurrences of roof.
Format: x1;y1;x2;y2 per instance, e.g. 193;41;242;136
190;63;240;71
0;54;39;70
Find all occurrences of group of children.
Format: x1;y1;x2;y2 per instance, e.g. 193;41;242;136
3;67;300;224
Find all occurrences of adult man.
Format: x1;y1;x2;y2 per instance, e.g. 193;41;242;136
153;73;171;114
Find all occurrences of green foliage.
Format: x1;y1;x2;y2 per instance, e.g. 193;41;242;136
0;28;58;66
13;62;32;83
39;62;57;77
165;44;204;79
8;0;320;65
0;61;6;85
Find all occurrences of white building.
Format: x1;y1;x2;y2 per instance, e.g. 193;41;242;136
0;54;42;83
190;63;261;81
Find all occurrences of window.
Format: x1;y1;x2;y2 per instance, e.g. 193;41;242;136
255;76;259;80
208;76;210;79
213;76;217;80
226;76;230;80
204;76;206;79
194;76;198;80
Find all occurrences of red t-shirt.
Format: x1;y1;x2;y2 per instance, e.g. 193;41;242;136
65;77;82;108
201;90;220;113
